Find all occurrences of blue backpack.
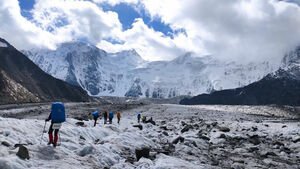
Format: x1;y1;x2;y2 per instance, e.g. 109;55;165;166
109;112;114;119
51;102;66;123
92;111;99;119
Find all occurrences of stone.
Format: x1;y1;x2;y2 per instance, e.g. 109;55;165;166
16;145;30;160
160;126;168;130
162;131;169;136
80;135;86;140
219;126;230;132
75;121;85;127
252;126;258;132
135;147;150;161
199;135;210;141
249;147;259;152
172;136;185;144
219;134;226;139
292;136;300;143
248;135;260;145
1;141;11;147
78;146;95;157
133;124;143;130
181;125;193;133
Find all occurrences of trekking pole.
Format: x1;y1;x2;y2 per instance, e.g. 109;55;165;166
40;121;47;144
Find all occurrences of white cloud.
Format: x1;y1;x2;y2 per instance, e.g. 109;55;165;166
139;0;300;63
98;18;192;61
0;0;300;63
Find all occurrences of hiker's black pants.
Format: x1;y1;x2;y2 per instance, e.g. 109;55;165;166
93;117;97;127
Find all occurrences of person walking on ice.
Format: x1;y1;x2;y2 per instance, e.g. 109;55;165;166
103;111;108;124
92;111;100;127
45;102;66;147
109;111;114;124
137;112;141;123
117;111;121;124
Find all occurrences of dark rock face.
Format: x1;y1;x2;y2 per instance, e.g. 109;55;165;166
0;38;90;104
125;79;143;97
135;147;150;161
16;145;30;160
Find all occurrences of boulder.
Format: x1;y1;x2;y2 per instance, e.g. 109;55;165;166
1;141;11;147
248;135;261;145
172;136;185;144
199;135;210;141
219;126;230;132
135;147;150;161
80;135;86;140
133;124;143;130
75;121;85;127
162;131;169;136
181;125;193;133
292;136;300;143
78;146;95;157
16;145;30;160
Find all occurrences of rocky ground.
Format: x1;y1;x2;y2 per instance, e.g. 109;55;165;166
0;102;299;169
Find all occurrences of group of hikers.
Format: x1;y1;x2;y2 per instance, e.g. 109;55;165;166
44;102;147;147
91;110;121;127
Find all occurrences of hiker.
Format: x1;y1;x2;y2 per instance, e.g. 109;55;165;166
137;113;141;123
92;111;100;127
45;102;66;147
116;111;121;124
142;116;146;123
103;111;108;124
109;111;114;124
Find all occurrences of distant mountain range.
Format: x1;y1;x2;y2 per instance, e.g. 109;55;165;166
180;46;300;106
0;38;90;104
23;42;276;98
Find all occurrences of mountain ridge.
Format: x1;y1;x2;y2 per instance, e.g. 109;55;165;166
0;38;90;104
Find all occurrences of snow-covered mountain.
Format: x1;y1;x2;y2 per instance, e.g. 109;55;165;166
23;42;276;98
180;45;300;106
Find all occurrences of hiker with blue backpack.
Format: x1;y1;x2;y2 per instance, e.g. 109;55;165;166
92;111;100;127
45;102;66;147
109;111;114;124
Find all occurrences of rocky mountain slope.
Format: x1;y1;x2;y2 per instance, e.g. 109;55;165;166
180;46;300;106
0;38;90;104
23;42;276;98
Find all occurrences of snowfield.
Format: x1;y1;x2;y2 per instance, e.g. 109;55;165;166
0;103;300;169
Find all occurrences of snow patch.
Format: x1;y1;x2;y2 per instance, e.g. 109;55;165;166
0;41;8;48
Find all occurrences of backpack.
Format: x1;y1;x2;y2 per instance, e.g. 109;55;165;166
92;111;99;119
51;102;66;123
109;112;114;119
